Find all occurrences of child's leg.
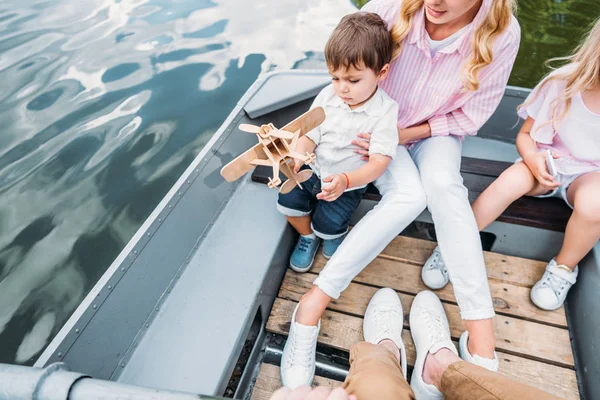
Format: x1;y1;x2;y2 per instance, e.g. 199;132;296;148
472;162;547;231
556;172;600;269
285;216;313;236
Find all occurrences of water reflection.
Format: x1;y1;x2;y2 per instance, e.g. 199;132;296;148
0;0;353;364
0;0;598;366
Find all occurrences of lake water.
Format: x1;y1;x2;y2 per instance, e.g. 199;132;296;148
0;0;598;365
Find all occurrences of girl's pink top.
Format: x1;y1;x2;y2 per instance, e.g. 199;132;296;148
518;66;600;176
362;0;521;144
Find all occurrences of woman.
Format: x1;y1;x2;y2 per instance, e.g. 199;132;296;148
281;0;520;389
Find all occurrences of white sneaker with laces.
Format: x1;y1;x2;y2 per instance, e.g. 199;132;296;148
409;291;458;400
280;304;320;389
422;246;449;290
363;288;408;379
531;259;578;311
458;331;499;372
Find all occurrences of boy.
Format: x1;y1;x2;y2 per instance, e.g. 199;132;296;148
277;12;399;275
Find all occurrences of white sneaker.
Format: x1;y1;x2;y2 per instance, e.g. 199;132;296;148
458;331;499;372
363;288;408;379
422;246;449;290
409;291;458;400
280;304;320;389
531;259;578;311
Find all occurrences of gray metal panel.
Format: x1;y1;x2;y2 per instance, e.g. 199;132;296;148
478;86;531;143
566;243;600;400
116;176;290;395
33;72;277;376
34;69;327;389
243;70;330;119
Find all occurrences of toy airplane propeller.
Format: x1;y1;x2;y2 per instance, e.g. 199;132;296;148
221;107;325;194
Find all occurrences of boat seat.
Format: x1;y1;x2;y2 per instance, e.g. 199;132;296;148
251;157;572;232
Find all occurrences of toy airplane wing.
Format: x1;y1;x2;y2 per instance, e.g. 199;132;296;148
220;107;325;183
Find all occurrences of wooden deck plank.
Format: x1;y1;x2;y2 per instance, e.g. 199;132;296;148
266;298;579;400
335;234;549;288
311;256;567;328
278;271;572;367
251;363;341;400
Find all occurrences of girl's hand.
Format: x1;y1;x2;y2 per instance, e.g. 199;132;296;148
317;174;348;202
352;132;371;161
523;151;561;191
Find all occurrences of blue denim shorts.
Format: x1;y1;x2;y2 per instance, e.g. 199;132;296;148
277;167;367;239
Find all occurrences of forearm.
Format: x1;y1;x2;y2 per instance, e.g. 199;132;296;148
345;155;391;188
515;118;538;163
398;122;431;144
298;136;317;154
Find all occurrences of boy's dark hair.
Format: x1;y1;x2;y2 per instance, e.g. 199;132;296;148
325;12;394;73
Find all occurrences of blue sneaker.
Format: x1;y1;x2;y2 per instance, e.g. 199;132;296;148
290;236;321;273
322;234;346;259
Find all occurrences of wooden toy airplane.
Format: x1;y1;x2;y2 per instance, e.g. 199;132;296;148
221;107;325;194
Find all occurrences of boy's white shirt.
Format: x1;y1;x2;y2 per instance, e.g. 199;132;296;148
305;84;399;191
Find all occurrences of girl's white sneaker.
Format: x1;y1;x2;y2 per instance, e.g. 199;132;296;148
422;246;449;290
530;259;578;311
280;304;320;389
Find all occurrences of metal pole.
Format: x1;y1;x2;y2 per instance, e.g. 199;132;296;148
0;363;225;400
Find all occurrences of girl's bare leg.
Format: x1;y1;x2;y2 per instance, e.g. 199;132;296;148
472;162;547;231
555;173;600;269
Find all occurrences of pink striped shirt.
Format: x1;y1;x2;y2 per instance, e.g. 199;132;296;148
362;0;521;142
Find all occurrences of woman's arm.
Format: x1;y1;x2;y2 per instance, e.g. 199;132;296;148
398;122;431;144
429;39;520;137
316;154;391;202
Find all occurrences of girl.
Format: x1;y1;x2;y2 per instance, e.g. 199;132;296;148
425;17;600;311
281;0;521;395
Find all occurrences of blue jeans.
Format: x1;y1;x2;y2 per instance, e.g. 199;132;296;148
277;167;367;239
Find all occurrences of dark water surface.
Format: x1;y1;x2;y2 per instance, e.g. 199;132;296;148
0;0;598;365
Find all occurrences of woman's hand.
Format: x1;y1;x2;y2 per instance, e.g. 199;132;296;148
352;132;371;161
317;174;348;202
398;123;431;145
522;151;560;191
270;386;356;400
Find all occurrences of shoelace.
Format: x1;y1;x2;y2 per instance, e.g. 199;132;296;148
298;237;313;252
427;251;448;276
289;330;316;365
540;270;569;296
422;309;447;344
373;306;402;339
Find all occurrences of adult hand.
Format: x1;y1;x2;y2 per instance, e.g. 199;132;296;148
317;174;348;202
269;386;356;400
352;132;371;161
398;123;432;145
523;151;560;191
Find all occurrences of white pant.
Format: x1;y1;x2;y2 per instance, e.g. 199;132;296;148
314;136;495;320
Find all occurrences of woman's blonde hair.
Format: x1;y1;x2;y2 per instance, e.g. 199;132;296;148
390;0;515;91
519;17;600;135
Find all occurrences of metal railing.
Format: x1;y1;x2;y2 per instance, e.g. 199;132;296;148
0;362;224;400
